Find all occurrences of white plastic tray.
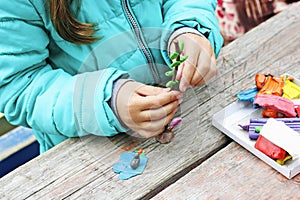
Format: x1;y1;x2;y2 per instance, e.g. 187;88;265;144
212;100;300;179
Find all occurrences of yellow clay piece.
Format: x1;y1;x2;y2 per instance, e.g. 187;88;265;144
276;155;292;165
283;79;300;99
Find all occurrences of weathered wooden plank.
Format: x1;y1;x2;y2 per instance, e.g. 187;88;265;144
0;2;300;200
153;142;300;200
0;123;229;199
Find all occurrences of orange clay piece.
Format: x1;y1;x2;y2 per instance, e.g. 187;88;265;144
255;74;267;89
258;75;284;96
137;149;143;155
262;108;278;118
283;78;300;100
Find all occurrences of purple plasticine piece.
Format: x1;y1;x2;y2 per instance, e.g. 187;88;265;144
250;118;300;124
248;117;300;140
238;124;250;131
169;117;182;130
249;130;260;140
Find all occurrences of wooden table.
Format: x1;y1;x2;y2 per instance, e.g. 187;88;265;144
1;3;300;199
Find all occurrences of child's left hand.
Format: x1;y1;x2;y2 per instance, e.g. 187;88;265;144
169;33;217;92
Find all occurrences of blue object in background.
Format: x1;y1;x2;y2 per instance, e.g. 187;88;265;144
0;127;39;178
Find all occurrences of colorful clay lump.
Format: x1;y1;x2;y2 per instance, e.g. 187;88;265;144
237;88;258;102
242;118;300;140
296;106;300;117
255;74;267;90
254;122;293;165
254;94;296;117
156;117;182;144
262;108;279;118
130;149;143;169
258;118;300;160
113;149;148;180
276;155;292;165
255;135;287;160
238;73;300;166
282;77;300;100
256;74;284;96
251;120;292;164
237;74;285;103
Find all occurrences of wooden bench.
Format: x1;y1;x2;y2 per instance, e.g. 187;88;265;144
1;2;300;199
0;114;39;177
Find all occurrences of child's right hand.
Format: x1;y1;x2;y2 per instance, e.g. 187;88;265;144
116;81;183;138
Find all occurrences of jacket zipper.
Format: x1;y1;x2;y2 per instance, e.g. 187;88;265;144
121;0;159;84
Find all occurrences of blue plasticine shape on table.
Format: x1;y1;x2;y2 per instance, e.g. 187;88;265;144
113;152;148;180
237;87;258;102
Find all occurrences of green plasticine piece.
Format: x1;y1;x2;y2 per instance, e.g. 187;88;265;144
170;61;181;68
169;52;179;60
165;70;175;77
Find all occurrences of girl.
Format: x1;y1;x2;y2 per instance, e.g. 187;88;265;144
0;0;223;153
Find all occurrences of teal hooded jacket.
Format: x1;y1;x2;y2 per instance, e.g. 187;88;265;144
0;0;223;153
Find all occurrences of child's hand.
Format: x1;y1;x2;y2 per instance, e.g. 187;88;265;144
116;81;182;138
170;33;217;92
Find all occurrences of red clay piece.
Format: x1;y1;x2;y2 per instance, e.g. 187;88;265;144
295;106;300;117
255;135;286;160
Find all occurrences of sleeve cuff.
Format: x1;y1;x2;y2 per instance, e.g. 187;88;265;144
167;27;204;53
110;79;134;129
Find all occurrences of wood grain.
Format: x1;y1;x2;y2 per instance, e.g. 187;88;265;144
154;142;300;200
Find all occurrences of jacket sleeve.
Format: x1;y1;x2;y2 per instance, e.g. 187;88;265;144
161;0;224;63
0;1;128;140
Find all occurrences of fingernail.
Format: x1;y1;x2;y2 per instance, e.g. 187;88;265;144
177;93;183;99
174;107;179;113
180;84;187;92
171;90;183;97
162;88;171;93
178;98;183;104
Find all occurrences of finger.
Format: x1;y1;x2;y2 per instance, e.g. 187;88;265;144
193;54;217;86
134;127;166;139
179;59;197;92
134;90;182;110
143;108;177;133
176;62;184;81
135;108;178;138
138;99;180;121
136;84;169;97
189;51;211;86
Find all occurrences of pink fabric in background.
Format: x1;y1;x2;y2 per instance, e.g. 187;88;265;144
216;0;298;44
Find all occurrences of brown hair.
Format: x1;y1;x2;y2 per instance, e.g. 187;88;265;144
49;0;100;44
